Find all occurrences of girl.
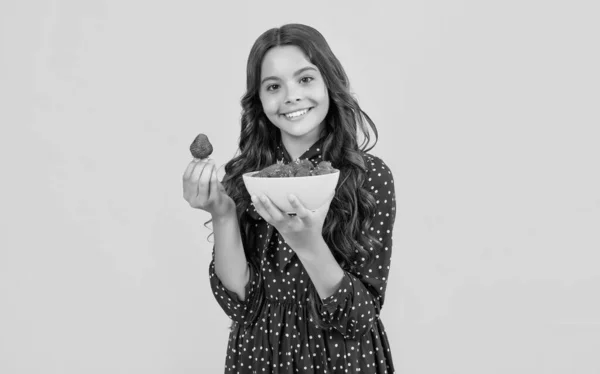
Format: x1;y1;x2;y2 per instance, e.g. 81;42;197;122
182;23;396;373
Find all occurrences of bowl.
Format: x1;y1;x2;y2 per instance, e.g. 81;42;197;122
242;170;340;214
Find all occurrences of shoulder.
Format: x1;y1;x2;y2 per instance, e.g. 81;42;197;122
360;153;395;192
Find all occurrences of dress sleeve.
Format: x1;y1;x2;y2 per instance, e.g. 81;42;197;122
208;249;262;326
315;155;396;339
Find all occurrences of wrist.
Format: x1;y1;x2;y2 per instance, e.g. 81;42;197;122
211;208;237;223
294;235;328;262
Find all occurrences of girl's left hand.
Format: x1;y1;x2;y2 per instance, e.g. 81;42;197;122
251;191;335;257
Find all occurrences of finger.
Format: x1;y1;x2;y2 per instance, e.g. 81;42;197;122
187;161;208;200
288;194;310;220
198;161;215;200
209;164;220;201
182;159;201;181
189;159;208;184
251;195;272;223
259;195;286;222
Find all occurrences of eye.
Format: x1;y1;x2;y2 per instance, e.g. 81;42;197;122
300;76;314;84
266;84;280;92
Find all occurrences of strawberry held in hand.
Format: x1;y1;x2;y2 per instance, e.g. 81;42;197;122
190;133;213;159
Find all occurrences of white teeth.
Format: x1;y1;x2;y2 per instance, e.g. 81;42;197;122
284;108;309;119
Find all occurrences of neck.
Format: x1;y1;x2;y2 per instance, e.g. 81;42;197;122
279;126;324;160
281;136;315;160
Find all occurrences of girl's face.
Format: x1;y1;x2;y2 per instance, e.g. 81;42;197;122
259;45;329;146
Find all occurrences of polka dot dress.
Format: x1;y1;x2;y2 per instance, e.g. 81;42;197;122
209;138;397;373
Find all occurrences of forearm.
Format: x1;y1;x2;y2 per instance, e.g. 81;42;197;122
295;237;381;339
295;237;345;300
212;212;250;301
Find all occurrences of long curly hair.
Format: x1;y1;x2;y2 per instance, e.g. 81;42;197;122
215;23;383;330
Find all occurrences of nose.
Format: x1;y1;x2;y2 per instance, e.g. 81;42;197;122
285;97;301;104
284;86;302;104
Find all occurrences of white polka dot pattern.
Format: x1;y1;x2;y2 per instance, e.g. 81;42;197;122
208;138;396;373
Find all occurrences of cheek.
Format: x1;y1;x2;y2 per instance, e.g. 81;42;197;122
315;87;330;111
260;95;279;115
313;84;329;104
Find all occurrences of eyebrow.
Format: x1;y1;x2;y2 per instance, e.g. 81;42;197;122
261;66;318;85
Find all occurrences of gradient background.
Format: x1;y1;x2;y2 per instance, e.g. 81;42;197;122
1;0;599;373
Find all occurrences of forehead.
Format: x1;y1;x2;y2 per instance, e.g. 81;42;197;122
260;45;315;77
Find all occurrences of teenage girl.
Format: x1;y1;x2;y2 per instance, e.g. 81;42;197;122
182;23;396;374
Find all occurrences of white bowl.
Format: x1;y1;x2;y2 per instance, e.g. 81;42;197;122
242;170;340;214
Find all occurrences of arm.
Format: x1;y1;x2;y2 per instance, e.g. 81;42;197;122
296;237;346;300
212;211;250;301
183;159;261;323
298;155;397;339
208;210;266;326
206;178;263;325
248;155;396;338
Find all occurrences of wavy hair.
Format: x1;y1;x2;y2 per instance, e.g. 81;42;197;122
212;23;383;330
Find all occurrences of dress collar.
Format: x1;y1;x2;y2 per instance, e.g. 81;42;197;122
274;136;325;163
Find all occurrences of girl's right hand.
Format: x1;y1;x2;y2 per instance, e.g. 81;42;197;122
182;158;236;218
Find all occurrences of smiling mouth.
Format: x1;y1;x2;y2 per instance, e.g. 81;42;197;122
281;107;313;120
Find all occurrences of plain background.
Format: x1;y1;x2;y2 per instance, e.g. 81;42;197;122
1;0;599;373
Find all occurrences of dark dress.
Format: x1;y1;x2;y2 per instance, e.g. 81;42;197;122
209;138;397;373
